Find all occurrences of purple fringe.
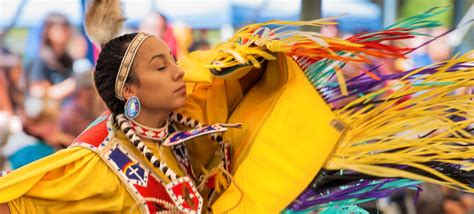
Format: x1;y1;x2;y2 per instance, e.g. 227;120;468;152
287;178;419;211
321;63;473;105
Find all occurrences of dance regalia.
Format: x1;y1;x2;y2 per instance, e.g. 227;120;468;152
179;7;473;213
0;77;244;213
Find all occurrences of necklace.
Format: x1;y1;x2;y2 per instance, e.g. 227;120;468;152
129;119;169;141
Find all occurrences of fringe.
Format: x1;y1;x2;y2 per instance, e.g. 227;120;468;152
327;53;474;192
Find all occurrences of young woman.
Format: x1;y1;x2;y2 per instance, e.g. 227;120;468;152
0;1;260;213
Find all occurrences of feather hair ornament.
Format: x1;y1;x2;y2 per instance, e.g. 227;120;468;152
84;0;126;46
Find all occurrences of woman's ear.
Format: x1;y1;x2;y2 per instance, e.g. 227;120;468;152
122;83;137;100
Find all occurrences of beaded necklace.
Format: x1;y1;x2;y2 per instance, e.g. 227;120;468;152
129;119;169;142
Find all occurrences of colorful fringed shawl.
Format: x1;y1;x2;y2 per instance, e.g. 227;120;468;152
179;7;473;213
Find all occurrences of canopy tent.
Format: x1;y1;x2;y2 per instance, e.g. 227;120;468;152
1;0;380;31
322;0;382;33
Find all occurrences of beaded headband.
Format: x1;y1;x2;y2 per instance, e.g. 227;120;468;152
115;32;152;101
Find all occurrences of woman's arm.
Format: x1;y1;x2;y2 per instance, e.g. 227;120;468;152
29;78;76;99
0;203;11;214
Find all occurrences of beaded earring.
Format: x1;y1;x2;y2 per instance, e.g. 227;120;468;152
124;96;140;120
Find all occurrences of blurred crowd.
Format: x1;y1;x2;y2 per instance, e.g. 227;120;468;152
0;9;472;214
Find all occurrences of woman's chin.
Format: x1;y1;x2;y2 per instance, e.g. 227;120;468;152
173;96;187;109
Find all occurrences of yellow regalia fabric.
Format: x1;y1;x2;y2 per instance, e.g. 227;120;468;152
0;147;138;213
210;54;342;213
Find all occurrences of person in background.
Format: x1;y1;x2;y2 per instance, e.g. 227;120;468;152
427;27;452;63
59;69;105;137
27;13;76;100
2;96;74;170
189;39;211;52
442;186;474;214
0;48;25;170
172;22;193;59
0;48;24;114
139;12;178;58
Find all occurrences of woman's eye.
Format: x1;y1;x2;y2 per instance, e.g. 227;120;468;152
158;67;166;71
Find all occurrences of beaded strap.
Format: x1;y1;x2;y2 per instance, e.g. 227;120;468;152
118;112;232;183
116;114;178;181
170;112;232;172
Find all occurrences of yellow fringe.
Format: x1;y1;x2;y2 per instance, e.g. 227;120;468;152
198;164;230;193
180;18;376;82
327;52;474;192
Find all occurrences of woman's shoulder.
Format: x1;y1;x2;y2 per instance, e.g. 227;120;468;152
71;113;112;149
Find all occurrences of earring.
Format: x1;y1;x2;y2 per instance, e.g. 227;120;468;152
124;96;140;120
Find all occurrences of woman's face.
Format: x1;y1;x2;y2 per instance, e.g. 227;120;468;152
124;36;186;112
47;23;71;46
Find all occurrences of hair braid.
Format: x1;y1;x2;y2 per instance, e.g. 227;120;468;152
94;33;140;115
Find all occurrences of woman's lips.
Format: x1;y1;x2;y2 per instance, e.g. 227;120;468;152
175;85;186;94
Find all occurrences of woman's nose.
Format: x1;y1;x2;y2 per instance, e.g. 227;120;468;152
173;67;185;81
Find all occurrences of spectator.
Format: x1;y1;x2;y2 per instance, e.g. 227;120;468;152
27;13;76;100
139;12;178;58
60;70;104;137
0;48;25;170
0;48;24;114
2;97;74;170
428;27;452;63
189;39;211;52
172;22;193;59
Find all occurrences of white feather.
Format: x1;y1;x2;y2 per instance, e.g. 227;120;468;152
85;0;126;46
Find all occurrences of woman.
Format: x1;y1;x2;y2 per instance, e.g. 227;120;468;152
27;13;76;99
0;1;258;213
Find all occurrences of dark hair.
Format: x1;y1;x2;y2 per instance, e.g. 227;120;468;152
41;13;71;48
94;33;140;114
39;13;73;74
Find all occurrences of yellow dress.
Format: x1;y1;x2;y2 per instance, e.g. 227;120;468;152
0;78;243;213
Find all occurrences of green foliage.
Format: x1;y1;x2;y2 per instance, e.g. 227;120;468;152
399;0;453;27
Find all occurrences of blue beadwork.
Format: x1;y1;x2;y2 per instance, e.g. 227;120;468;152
125;96;140;120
